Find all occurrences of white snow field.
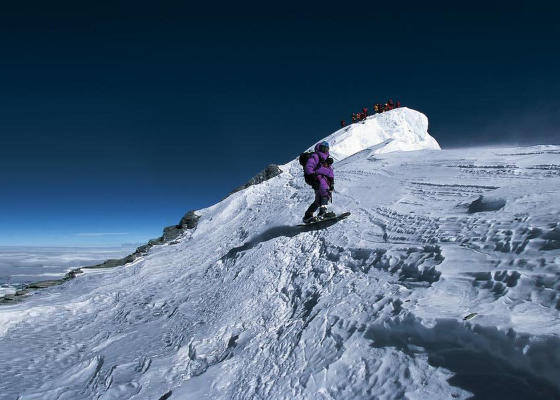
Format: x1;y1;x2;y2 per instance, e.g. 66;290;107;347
1;108;560;400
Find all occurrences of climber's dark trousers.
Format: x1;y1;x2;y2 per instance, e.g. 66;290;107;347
304;189;329;218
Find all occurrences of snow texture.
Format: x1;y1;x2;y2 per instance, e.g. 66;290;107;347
1;108;559;400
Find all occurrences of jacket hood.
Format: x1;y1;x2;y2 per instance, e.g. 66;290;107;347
314;144;329;161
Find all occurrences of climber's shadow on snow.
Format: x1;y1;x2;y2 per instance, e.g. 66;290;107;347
224;220;339;260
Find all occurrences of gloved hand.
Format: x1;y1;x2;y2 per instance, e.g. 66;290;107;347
312;174;320;190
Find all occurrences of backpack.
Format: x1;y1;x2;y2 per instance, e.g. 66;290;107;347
299;151;314;167
299;151;318;188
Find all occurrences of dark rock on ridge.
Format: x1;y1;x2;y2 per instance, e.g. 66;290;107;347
1;269;85;303
179;210;201;229
84;210;201;270
230;164;282;195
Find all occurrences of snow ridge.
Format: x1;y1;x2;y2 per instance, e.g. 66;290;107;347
1;110;560;400
320;107;440;160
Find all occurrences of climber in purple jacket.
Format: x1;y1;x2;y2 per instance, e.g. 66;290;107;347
303;141;336;223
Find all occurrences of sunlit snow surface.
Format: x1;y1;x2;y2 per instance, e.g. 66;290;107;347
1;109;560;400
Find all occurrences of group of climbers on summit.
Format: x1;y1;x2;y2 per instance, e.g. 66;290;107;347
340;98;401;128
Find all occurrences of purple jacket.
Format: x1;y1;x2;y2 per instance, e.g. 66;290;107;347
315;165;334;180
305;144;334;197
316;168;333;196
304;144;330;175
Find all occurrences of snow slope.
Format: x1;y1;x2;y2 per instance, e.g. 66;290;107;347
1;108;560;400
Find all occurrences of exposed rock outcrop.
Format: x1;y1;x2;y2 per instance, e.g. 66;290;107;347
84;210;201;270
230;164;282;195
179;210;201;229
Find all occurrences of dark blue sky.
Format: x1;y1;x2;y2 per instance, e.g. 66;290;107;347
1;2;559;246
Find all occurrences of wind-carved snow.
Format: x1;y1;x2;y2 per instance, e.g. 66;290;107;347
1;109;560;400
